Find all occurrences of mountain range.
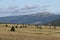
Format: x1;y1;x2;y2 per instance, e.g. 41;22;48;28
0;12;60;24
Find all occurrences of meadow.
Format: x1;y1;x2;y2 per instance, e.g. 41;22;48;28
0;24;60;40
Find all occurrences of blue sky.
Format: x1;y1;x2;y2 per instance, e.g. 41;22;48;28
0;0;60;11
0;0;60;17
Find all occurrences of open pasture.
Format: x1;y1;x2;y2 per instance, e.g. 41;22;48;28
0;24;60;40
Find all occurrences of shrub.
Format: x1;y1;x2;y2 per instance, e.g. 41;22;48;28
25;26;27;28
15;26;18;28
54;25;56;29
37;26;38;28
20;26;22;28
49;26;51;29
5;24;8;27
39;26;42;29
10;26;15;31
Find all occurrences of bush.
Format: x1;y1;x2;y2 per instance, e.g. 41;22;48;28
20;26;22;28
49;26;51;29
15;26;18;28
37;26;38;28
39;26;42;29
10;26;15;31
54;26;56;29
25;26;27;28
5;24;8;27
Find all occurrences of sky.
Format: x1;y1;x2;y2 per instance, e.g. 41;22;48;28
0;0;60;17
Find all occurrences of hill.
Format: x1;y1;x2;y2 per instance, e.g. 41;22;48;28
47;19;60;26
0;12;60;24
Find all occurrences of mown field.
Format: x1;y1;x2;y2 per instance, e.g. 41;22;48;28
0;24;60;40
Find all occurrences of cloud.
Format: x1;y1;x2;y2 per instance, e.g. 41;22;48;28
0;5;49;15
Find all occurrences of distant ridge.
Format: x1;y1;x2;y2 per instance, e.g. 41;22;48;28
0;12;60;24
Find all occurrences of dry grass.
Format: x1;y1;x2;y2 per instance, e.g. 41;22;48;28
0;24;60;40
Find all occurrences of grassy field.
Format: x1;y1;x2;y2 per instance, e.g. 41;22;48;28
0;24;60;40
